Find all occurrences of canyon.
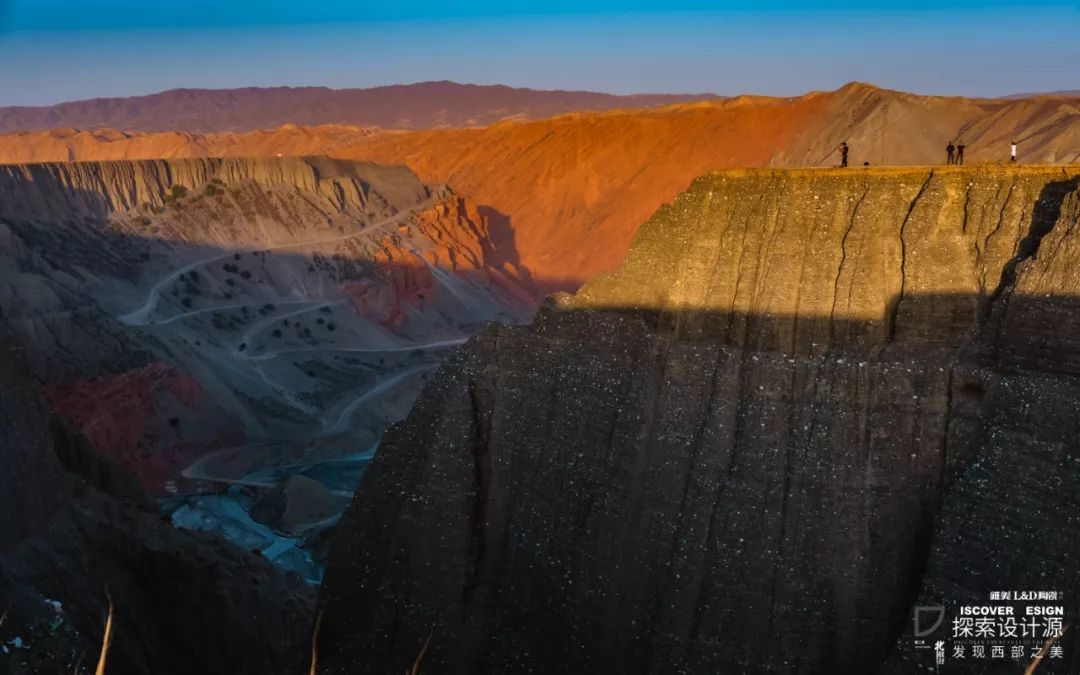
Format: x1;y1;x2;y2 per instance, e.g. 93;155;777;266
317;166;1080;673
0;156;533;581
1;80;1079;674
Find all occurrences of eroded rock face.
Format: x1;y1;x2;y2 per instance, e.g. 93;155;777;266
0;320;315;675
318;167;1080;673
7;85;1080;292
0;312;65;551
0;156;533;575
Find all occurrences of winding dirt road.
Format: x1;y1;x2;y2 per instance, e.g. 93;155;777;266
119;201;435;326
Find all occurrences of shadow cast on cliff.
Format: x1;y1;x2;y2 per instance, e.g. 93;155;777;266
317;284;1080;674
5;169;1080;674
0;184;551;674
475;205;589;297
315;166;1080;675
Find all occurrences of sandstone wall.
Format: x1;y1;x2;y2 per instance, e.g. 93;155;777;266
0;156;429;223
318;167;1080;674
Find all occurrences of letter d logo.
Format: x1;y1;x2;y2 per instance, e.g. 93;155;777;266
913;606;946;637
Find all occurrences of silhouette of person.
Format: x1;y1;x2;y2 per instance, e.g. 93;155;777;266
1010;140;1018;163
946;142;955;165
956;142;965;165
839;142;849;168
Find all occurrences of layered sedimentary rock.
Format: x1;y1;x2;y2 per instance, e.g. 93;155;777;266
4;85;1080;293
318;167;1080;673
0;156;531;576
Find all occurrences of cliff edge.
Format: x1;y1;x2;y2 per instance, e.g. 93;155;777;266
318;167;1080;674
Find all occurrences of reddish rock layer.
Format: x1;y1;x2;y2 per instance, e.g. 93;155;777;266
3;84;1078;290
45;363;243;495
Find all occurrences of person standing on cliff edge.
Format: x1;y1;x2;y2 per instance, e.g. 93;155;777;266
1011;140;1018;163
956;141;966;165
946;142;956;165
838;142;849;168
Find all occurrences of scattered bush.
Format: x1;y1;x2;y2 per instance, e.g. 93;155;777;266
164;184;189;209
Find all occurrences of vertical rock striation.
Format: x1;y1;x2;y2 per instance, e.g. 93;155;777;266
319;167;1080;673
0;156;430;222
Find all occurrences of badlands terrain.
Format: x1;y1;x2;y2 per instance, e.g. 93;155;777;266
3;82;1079;287
1;81;1079;674
0;156;533;581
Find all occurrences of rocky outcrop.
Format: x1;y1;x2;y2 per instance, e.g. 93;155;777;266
318;167;1080;673
0;156;430;223
0;319;315;675
250;475;348;535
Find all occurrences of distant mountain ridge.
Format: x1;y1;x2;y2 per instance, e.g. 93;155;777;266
0;81;723;133
1004;89;1080;99
3;82;1079;293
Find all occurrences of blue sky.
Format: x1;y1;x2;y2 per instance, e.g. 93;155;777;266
1;1;1077;105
